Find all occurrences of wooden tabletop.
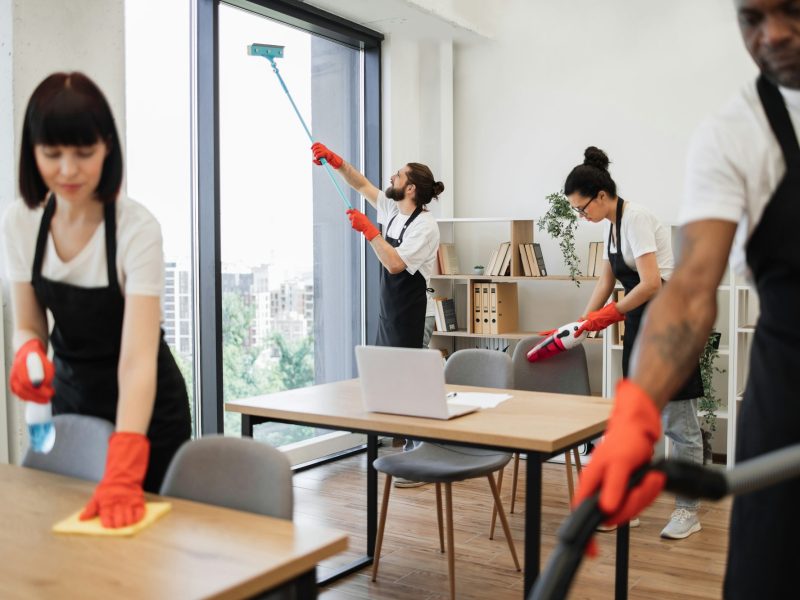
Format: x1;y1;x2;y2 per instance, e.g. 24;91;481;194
0;465;348;600
226;379;611;453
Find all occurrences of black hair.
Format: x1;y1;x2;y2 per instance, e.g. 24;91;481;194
563;146;617;199
406;163;444;208
19;72;123;207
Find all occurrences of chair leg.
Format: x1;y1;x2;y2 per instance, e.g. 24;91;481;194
486;474;521;571
489;467;505;540
565;451;575;503
510;452;520;514
372;474;393;582
436;482;445;553
573;446;583;474
445;483;456;600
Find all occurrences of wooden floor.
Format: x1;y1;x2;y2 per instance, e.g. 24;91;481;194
292;450;732;600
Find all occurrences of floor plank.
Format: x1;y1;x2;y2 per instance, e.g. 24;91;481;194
291;451;731;599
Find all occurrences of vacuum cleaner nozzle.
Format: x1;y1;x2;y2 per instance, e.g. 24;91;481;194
247;43;285;59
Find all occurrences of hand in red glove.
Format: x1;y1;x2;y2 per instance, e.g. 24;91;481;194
9;338;55;404
311;142;343;169
346;208;380;241
573;380;665;531
574;302;625;337
80;432;150;529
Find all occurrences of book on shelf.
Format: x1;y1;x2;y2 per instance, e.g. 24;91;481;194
532;243;547;277
525;243;540;276
587;242;598;276
473;283;483;334
440;298;458;332
498;242;513;276
481;282;491;330
485;247;500;277
488;241;511;276
519;243;532;276
432;296;447;331
437;243;460;275
488;282;519;334
593;242;605;276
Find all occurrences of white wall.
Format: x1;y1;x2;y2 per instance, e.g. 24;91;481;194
0;0;125;463
454;0;756;245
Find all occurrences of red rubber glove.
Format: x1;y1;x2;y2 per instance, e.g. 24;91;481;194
311;142;343;169
573;380;666;530
80;432;150;529
574;302;625;337
347;208;380;241
9;338;55;404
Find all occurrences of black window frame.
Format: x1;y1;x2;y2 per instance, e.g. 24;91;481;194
194;0;383;434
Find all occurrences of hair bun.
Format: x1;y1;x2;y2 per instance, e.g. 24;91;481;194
432;181;445;197
583;146;610;171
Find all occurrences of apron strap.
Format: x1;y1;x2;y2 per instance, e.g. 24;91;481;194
103;201;121;293
757;75;800;166
32;194;56;283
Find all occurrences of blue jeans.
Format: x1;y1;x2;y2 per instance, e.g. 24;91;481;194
662;398;703;510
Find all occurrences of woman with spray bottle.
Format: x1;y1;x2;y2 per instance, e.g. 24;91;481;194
3;72;190;528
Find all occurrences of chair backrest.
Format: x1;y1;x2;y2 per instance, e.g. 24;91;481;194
22;414;114;482
511;335;591;395
444;348;513;389
159;435;293;520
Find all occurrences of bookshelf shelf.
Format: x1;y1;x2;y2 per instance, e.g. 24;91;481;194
431;274;599;282
431;329;604;342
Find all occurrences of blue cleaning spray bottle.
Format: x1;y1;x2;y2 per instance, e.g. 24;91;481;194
25;352;56;453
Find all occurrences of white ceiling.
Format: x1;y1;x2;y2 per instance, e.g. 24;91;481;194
301;0;492;42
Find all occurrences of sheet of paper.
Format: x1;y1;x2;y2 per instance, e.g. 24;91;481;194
52;502;172;537
447;392;511;409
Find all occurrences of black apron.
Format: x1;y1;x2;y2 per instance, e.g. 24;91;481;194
31;196;191;492
608;198;704;401
375;207;427;348
724;76;800;599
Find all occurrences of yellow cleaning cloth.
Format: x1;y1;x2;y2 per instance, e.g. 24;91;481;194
52;502;172;537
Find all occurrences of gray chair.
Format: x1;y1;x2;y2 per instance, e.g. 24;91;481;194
509;335;590;512
372;349;520;600
160;435;292;519
444;348;515;539
22;414;114;482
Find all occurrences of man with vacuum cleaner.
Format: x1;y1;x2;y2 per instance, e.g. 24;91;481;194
311;143;442;350
573;1;800;596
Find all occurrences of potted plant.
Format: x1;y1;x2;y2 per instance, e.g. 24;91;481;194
538;191;582;286
472;265;485;275
698;330;726;464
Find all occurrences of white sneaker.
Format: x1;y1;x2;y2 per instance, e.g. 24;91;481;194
660;508;701;539
596;518;640;532
393;477;427;488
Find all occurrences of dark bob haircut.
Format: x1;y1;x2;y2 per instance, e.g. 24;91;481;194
19;72;123;208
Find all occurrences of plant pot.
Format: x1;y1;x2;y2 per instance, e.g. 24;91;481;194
472;267;484;275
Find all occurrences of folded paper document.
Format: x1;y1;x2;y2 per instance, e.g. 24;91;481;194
447;392;511;409
52;502;171;537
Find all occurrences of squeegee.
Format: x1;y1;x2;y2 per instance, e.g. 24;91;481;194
247;43;352;210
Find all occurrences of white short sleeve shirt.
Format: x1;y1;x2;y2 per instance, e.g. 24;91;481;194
679;80;800;278
603;201;674;281
3;195;165;300
376;191;440;317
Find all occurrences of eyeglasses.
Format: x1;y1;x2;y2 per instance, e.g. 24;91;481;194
571;195;596;216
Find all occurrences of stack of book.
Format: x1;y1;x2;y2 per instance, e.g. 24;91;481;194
586;241;605;276
484;241;513;276
437;243;460;275
433;297;458;332
518;242;547;277
471;282;518;334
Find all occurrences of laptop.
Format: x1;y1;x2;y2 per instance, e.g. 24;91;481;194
355;345;479;419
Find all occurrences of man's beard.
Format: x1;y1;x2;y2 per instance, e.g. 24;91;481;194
385;184;405;201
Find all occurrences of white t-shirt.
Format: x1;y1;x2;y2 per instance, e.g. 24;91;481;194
679;80;800;279
603;201;674;281
376;190;440;318
3;195;165;300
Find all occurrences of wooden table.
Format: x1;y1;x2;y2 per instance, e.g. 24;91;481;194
0;464;348;599
226;378;619;598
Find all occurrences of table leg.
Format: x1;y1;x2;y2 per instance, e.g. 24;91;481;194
615;523;629;600
367;433;378;557
524;453;542;597
241;414;253;438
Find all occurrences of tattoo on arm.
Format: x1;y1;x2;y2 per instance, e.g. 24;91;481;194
650;320;699;374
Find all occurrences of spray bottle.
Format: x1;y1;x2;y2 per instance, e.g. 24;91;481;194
25;352;56;453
